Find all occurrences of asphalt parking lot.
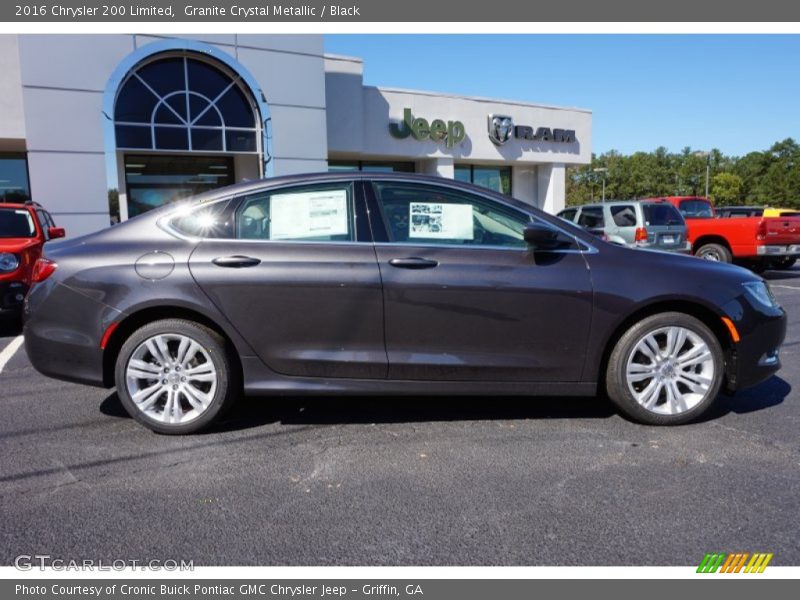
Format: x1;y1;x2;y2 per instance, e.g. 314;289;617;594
1;268;798;566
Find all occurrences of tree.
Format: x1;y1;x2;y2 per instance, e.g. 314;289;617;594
711;173;744;205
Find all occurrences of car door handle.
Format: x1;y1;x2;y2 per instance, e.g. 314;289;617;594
212;255;261;268
388;257;439;269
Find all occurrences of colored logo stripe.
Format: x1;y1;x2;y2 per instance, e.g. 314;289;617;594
697;552;773;573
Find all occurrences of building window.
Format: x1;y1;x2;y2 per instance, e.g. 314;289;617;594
455;165;511;196
329;160;415;173
0;154;31;203
124;155;234;218
114;54;261;154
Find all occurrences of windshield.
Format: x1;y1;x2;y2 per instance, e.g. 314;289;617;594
643;203;684;226
678;199;713;218
0;208;36;238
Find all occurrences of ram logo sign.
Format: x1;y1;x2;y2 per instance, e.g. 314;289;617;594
696;552;773;573
487;114;577;146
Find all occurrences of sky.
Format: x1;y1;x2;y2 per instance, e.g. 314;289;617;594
324;34;800;158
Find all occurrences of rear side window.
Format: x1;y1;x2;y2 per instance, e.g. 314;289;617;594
577;206;604;228
171;200;235;239
678;199;713;218
558;208;577;222
643;203;684;226
235;183;355;242
610;205;637;227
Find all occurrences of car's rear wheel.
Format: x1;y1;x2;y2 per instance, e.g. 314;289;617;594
695;243;731;263
115;319;237;434
606;312;724;425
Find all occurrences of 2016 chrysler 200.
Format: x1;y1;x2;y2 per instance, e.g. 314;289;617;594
24;173;786;434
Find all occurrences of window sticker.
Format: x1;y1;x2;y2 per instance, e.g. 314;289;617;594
270;189;349;240
409;202;474;240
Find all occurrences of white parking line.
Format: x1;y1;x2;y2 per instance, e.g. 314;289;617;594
0;336;24;374
772;284;800;291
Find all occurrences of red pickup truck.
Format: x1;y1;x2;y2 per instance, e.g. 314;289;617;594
644;196;800;271
0;201;65;318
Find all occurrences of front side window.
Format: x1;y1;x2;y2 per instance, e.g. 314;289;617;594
0;208;36;238
235;183;356;242
372;182;531;248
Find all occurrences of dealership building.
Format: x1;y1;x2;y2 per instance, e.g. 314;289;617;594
0;34;592;237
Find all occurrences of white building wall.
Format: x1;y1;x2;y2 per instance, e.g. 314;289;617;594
15;34;328;237
0;35;26;149
325;54;591;214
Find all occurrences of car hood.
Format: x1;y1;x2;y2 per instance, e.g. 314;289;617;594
0;237;39;253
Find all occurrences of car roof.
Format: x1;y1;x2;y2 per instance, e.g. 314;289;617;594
187;171;539;215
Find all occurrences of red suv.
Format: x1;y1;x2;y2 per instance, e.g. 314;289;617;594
0;201;64;318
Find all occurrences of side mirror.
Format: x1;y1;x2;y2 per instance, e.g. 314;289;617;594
523;223;570;251
48;226;66;239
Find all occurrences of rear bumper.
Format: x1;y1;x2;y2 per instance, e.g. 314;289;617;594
756;244;800;257
24;280;121;388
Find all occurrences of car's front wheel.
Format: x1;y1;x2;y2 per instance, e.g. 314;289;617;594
115;319;237;434
606;312;724;425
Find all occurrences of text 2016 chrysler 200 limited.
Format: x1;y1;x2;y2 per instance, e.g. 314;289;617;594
24;173;786;434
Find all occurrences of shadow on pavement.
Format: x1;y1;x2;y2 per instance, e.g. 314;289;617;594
100;376;790;434
702;376;790;421
101;391;618;433
763;268;800;282
0;318;22;338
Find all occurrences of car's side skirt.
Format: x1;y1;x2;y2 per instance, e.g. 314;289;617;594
241;358;598;397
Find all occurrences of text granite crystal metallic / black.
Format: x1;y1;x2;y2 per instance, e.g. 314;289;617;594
22;172;786;434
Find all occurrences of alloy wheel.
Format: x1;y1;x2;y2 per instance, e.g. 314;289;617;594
125;333;218;424
625;326;715;416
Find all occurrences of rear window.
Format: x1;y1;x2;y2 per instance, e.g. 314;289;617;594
643;203;684;226
678;199;713;218
0;208;36;238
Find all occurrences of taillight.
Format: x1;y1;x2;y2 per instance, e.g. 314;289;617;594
756;220;767;241
634;227;648;242
31;258;57;283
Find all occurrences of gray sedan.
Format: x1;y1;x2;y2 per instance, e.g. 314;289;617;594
24;173;786;433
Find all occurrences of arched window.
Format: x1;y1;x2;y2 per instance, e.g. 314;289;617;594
114;53;261;154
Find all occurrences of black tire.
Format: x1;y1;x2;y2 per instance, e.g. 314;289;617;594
115;319;238;434
695;243;732;263
605;312;724;425
774;257;796;270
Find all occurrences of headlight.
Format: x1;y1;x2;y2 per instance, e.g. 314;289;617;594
743;281;780;309
0;253;19;272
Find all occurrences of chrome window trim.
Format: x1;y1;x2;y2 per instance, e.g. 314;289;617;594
158;176;599;254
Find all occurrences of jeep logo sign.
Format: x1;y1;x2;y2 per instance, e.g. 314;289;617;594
389;108;466;148
488;114;576;146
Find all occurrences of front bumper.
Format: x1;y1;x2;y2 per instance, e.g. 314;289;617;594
756;244;800;257
726;303;787;391
0;280;28;315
